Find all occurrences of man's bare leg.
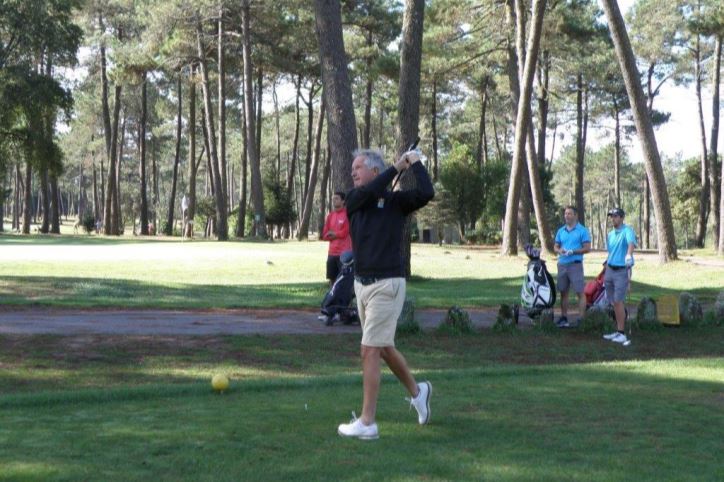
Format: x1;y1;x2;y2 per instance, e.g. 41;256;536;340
613;301;626;331
578;292;587;319
380;346;418;397
360;345;381;425
560;290;569;318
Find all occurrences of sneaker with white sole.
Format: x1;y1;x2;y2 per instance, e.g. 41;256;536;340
407;381;432;425
610;332;629;344
603;332;619;340
337;412;379;440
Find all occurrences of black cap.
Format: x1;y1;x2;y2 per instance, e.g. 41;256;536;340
607;207;625;217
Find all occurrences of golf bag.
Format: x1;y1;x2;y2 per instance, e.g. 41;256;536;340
584;263;608;309
518;244;557;319
320;251;358;326
584;262;629;319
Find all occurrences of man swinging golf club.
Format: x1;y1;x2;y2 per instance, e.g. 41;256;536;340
337;147;434;440
603;207;636;345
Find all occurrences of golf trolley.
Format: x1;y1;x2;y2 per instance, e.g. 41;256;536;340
319;250;359;326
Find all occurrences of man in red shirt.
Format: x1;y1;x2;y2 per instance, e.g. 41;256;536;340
322;192;352;285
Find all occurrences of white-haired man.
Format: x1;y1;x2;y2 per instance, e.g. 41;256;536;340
336;148;434;440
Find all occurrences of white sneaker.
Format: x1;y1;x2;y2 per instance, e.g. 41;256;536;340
603;332;619;340
610;332;629;344
408;381;432;425
337;413;379;440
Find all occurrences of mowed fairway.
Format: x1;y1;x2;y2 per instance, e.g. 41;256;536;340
0;236;723;480
0;332;723;482
0;235;722;309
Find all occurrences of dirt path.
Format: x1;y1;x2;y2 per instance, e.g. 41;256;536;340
0;307;527;335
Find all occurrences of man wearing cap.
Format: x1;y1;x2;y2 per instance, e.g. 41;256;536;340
603;207;637;344
554;206;591;328
336;147;434;440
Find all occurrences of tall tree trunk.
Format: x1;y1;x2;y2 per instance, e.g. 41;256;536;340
139;73;149;235
313;0;359;193
218;9;228;214
613;98;622;206
710;35;721;251
115;113;126;234
50;173;60;234
104;85;122;235
93;161;99;222
502;0;547;255
574;73;586;225
197;21;228;240
272;80;281;181
476;75;489;170
166;75;183;236
694;34;709;248
303;84;317;203
318;147;331;235
236;88;248;238
13;163;20;230
432;78;439;180
397;0;425;278
22;161;31;234
241;0;267;238
602;0;677;261
363;31;374;149
286;75;301;208
152;138;159;231
298;94;326;240
187;66;198;238
536;52;549;168
40;166;50;233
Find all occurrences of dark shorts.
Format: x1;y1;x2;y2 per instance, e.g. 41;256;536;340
326;255;341;281
557;262;585;293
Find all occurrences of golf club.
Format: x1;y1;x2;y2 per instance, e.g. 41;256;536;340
391;136;420;191
622;267;632;346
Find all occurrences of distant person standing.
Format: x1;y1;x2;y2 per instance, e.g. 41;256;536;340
181;194;192;239
322;192;352;285
602;207;637;344
554;206;591;328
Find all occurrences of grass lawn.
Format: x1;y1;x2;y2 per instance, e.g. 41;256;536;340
0;328;722;481
0;235;722;310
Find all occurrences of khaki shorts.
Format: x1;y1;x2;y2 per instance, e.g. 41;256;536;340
354;277;406;347
557;262;585;293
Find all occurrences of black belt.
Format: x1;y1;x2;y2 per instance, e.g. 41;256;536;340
355;275;387;286
558;260;581;265
608;265;626;271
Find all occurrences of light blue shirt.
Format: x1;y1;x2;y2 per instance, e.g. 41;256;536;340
607;224;637;266
555;223;591;264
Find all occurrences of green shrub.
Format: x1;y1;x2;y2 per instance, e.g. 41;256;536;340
581;308;615;334
634;297;661;330
714;291;724;323
81;213;95;235
437;306;474;334
493;304;517;333
679;292;703;325
536;309;558;334
701;309;722;327
396;298;420;336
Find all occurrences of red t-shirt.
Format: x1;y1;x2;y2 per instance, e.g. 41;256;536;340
322;208;352;256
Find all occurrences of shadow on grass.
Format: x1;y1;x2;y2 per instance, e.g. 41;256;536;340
1;274;721;309
0;360;722;481
1;327;721;397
